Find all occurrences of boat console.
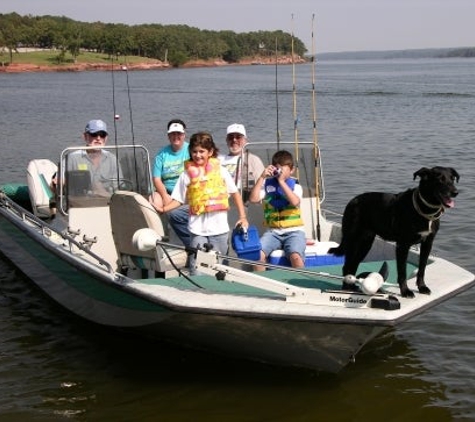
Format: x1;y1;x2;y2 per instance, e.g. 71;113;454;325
55;145;155;268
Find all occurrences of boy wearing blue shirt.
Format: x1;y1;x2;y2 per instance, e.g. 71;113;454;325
249;150;306;270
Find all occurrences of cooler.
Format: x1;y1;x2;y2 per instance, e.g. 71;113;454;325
268;241;344;267
231;225;261;261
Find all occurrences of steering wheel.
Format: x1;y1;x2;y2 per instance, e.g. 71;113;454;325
107;178;134;191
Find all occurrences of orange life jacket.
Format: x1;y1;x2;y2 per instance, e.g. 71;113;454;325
185;157;229;215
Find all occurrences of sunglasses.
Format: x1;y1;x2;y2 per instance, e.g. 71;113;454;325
88;131;107;139
227;134;244;141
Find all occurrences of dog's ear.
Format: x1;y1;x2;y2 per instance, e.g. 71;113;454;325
413;167;431;180
449;168;460;183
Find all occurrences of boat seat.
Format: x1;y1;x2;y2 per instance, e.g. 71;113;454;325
26;159;58;218
109;191;187;277
68;205;119;267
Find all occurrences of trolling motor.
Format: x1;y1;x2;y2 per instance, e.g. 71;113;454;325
133;228;163;251
132;228;398;309
133;228;213;255
342;273;384;296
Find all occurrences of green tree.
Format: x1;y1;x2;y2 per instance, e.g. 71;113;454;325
220;30;242;63
0;13;22;63
168;50;189;67
31;18;57;48
0;12;308;65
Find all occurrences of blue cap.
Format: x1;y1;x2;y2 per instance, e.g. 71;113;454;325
85;119;108;134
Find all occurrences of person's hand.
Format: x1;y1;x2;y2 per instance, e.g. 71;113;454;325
91;182;110;197
276;165;290;182
235;216;248;230
149;192;164;212
261;165;276;179
163;194;174;206
50;173;57;188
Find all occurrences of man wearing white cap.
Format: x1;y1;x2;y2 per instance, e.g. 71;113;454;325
151;119;191;248
219;123;264;200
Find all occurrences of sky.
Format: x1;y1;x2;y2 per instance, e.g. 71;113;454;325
1;0;474;53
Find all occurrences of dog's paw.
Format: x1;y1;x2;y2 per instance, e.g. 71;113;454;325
418;285;432;295
400;288;415;299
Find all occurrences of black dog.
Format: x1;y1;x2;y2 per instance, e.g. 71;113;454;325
329;167;459;298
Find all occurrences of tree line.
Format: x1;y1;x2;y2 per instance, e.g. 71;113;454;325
0;12;307;66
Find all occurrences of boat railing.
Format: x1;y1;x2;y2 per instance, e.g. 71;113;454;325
1;192;115;274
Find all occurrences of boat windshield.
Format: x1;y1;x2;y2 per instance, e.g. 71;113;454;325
58;144;153;213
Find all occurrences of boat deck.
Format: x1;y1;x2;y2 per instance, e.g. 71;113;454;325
136;260;415;297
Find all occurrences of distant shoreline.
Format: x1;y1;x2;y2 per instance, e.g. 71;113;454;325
0;56;305;74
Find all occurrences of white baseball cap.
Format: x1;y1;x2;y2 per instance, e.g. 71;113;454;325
226;123;246;137
168;123;185;134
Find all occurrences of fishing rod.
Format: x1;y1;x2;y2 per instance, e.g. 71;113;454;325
275;37;281;148
311;13;322;241
110;54;142;191
121;59;141;190
110;54;119;146
110;54;121;183
110;53;137;145
122;60;136;145
291;13;299;179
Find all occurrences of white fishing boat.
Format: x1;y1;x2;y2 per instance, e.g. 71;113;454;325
0;140;473;373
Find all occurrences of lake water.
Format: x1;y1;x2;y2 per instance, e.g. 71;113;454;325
1;59;475;421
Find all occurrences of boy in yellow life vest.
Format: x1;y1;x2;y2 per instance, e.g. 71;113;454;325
157;131;248;275
248;150;306;270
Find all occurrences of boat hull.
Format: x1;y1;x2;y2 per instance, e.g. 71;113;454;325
0;203;387;372
134;313;386;372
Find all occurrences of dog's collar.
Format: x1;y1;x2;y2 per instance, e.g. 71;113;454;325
412;188;444;221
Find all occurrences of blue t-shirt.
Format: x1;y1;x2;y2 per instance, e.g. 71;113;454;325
152;143;190;193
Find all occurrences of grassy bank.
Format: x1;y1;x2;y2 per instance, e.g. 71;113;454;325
0;50;163;66
0;49;303;73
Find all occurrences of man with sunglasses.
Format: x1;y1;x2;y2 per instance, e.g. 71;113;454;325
67;119;122;196
219;123;264;201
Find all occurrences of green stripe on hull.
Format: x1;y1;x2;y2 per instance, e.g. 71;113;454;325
0;218;165;312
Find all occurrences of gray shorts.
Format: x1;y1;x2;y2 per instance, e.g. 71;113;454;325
260;229;306;260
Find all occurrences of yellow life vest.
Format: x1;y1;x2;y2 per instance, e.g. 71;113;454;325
263;178;303;228
185;157;229;215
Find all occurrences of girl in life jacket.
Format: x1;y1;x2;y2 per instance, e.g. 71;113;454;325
248;150;306;270
159;131;248;274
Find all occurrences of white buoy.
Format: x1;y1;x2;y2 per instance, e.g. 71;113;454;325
114;114;120;120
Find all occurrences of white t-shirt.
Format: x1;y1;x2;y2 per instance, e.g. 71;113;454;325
171;166;238;236
218;152;265;189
